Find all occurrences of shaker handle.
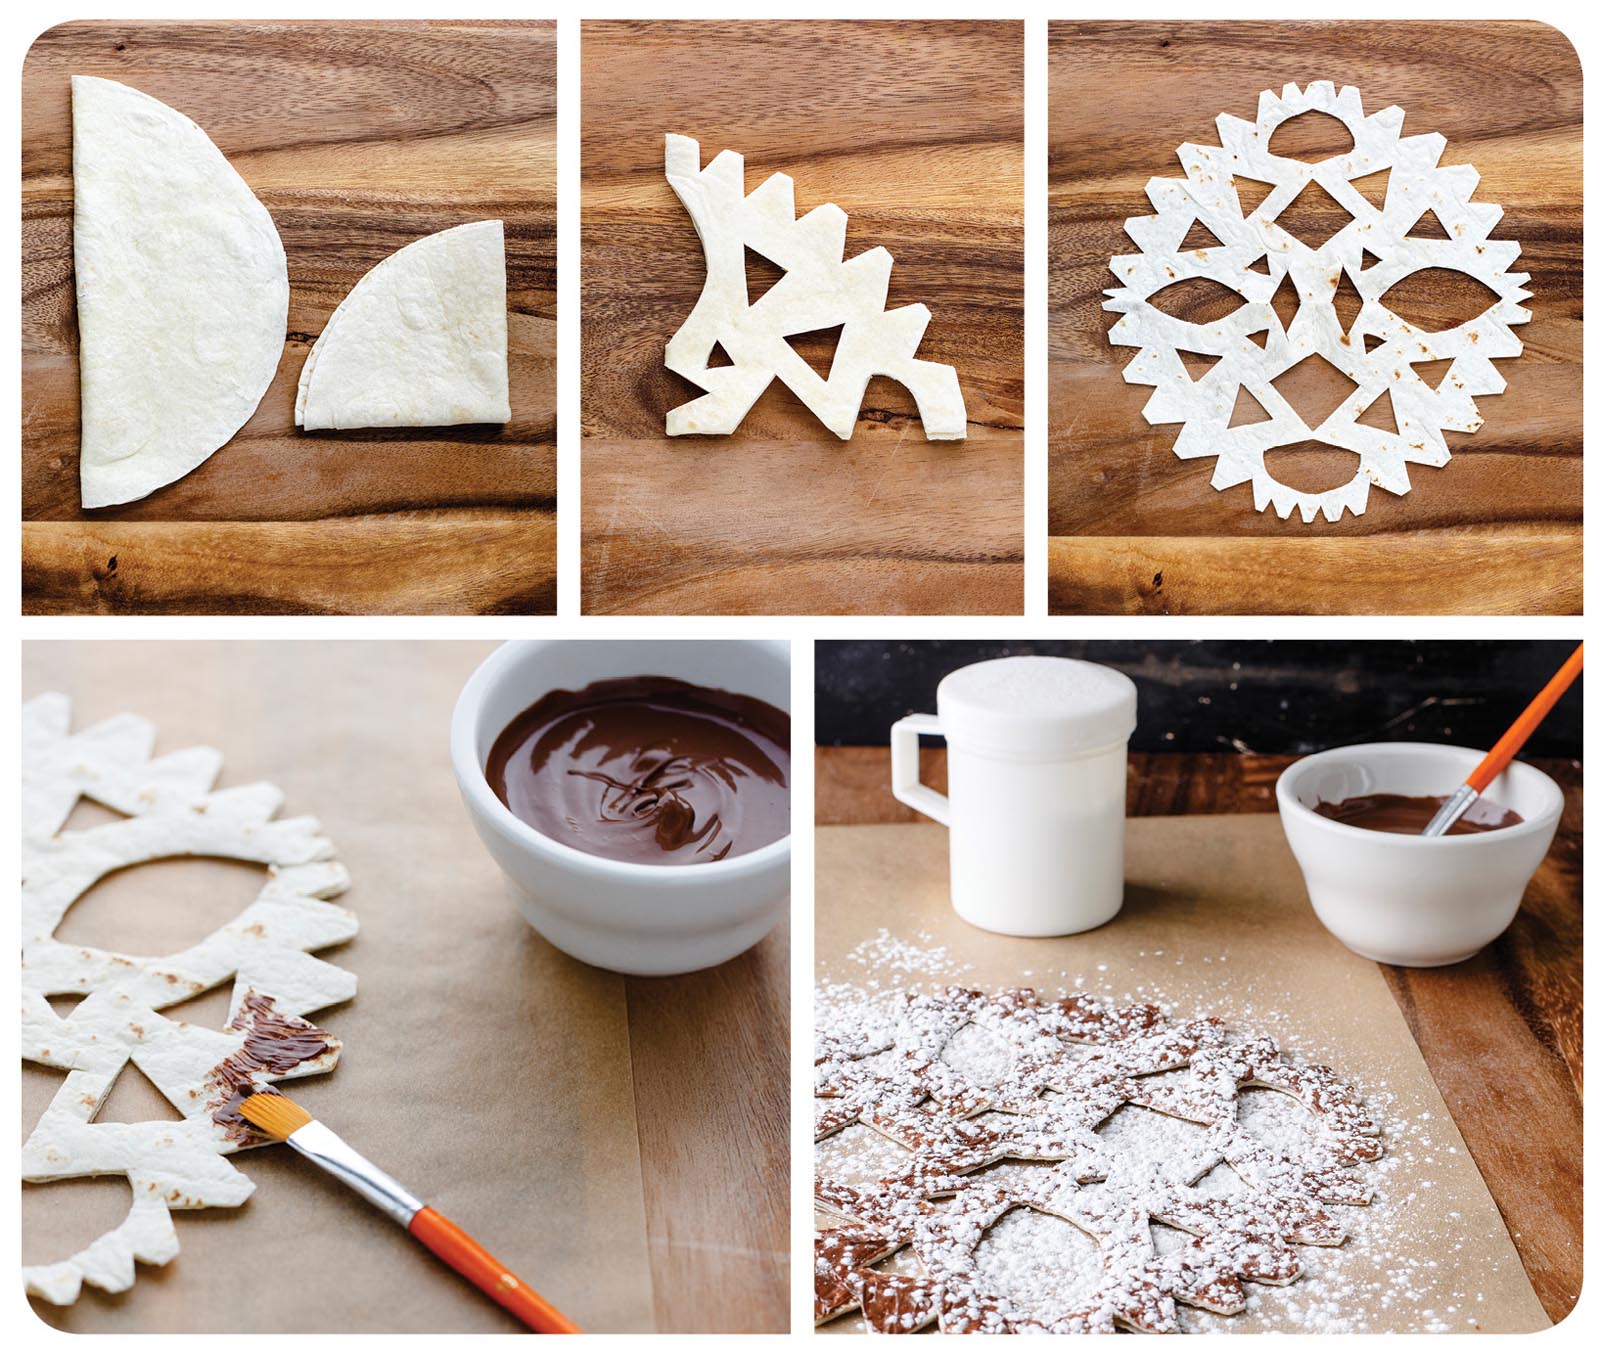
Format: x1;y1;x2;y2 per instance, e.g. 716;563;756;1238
890;714;951;826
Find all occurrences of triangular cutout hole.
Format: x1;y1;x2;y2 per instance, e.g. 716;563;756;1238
1359;249;1382;272
1362;333;1384;355
60;798;129;834
744;245;786;305
1412;358;1453;389
1247;329;1269;350
1407;208;1453;241
705;341;735;369
98;1060;183;1124
1355;388;1399;434
1233;175;1275;218
1177;350;1222;383
161;983;236;1030
1228;385;1273;428
785;324;845;382
1245;254;1271;276
1179;218;1226;253
1349;169;1391;212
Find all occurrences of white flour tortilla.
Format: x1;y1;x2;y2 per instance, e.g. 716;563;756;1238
295;219;510;430
72;76;288;508
20;693;356;1306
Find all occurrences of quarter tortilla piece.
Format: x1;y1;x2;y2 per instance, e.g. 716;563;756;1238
295;220;511;431
72;76;288;509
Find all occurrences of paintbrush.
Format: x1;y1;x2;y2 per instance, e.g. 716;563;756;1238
1422;643;1583;837
238;1091;580;1334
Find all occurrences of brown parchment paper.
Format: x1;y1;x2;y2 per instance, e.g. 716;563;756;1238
816;819;1550;1334
22;642;655;1333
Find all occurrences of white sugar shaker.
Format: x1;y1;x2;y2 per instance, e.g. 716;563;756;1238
890;656;1138;937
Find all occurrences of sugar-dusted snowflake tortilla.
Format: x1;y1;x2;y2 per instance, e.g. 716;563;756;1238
814;985;1382;1333
664;134;965;441
1105;81;1530;523
20;693;356;1305
295;220;510;431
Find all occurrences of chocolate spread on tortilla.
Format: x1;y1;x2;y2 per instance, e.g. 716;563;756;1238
206;989;337;1144
1312;792;1523;836
486;675;790;866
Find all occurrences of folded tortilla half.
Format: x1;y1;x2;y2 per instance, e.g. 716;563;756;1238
295;220;510;431
72;76;288;508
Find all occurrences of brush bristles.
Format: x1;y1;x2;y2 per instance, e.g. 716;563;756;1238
239;1091;314;1140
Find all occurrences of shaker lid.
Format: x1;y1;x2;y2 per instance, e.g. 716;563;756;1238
936;656;1138;760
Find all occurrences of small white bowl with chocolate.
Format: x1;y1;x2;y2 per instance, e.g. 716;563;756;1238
452;640;790;976
1277;741;1562;967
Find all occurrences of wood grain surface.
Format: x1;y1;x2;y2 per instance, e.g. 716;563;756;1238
21;20;556;615
581;20;1024;616
817;746;1583;1321
1048;21;1582;615
626;921;791;1332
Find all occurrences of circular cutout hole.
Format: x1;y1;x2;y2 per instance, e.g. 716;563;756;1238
974;1205;1103;1316
1263;442;1364;495
54;856;268;958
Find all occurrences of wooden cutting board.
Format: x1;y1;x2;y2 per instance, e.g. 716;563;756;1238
581;20;1024;616
21;20;556;615
1048;21;1582;615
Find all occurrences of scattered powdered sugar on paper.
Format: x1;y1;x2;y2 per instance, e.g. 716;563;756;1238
815;934;1494;1334
844;927;975;987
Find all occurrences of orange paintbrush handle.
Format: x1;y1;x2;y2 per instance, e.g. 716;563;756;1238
1467;643;1583;793
408;1205;581;1334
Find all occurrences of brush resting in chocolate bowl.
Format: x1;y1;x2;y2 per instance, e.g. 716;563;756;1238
1278;644;1581;968
1312;792;1523;836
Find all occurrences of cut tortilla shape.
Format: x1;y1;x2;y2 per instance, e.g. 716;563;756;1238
295;220;510;431
1105;80;1530;523
663;134;965;441
72;76;288;508
20;693;356;1306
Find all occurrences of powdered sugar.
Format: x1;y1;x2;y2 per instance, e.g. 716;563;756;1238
814;943;1432;1333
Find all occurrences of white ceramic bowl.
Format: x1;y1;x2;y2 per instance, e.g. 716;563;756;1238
451;640;791;976
1277;741;1562;967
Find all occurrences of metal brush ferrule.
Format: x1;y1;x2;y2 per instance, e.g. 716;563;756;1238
1423;784;1479;838
286;1121;424;1227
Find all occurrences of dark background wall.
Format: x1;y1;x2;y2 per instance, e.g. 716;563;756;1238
815;641;1582;757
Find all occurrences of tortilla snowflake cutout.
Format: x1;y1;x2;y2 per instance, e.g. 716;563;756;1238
20;694;356;1305
1105;81;1530;522
664;134;966;441
814;986;1382;1333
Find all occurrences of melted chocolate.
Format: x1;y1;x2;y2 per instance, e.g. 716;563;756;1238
1312;792;1523;836
486;675;790;866
206;989;336;1144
